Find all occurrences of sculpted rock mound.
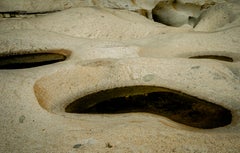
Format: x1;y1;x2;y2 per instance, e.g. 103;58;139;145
0;0;240;153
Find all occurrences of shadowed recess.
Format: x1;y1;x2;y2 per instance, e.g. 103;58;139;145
0;51;68;69
0;10;61;18
152;1;202;27
66;86;232;129
189;55;233;62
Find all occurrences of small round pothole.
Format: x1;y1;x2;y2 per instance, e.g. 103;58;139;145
0;49;70;69
65;86;232;129
189;55;233;62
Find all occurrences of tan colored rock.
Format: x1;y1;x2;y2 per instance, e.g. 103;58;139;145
0;6;185;41
194;3;233;31
0;0;227;19
0;0;161;14
0;0;240;153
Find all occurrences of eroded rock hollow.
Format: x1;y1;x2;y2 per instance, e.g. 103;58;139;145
1;0;240;152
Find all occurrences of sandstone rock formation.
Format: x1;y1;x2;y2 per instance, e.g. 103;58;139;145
0;0;240;152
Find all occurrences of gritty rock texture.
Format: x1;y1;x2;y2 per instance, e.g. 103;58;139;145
0;7;172;41
0;0;240;153
194;3;234;31
0;0;227;18
0;0;162;14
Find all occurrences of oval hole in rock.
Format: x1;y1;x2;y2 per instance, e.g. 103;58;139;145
189;55;233;62
65;86;232;129
0;50;69;69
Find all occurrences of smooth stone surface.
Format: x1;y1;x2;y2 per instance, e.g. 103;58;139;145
0;0;240;153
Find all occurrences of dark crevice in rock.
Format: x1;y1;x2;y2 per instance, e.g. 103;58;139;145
0;51;68;69
0;10;60;18
66;86;232;129
189;55;234;62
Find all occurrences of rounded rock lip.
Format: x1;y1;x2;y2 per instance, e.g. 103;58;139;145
33;58;238;130
0;49;71;69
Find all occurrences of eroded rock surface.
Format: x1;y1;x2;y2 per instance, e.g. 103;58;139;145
0;0;240;153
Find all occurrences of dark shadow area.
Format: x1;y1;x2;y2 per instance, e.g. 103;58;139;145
0;10;60;18
189;55;233;62
0;52;67;69
66;86;232;129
